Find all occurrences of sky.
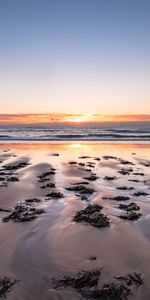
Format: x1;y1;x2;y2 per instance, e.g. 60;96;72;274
0;0;150;117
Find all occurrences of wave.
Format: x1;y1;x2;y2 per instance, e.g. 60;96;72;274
0;124;150;142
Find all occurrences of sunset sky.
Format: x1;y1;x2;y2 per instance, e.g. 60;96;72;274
0;0;150;117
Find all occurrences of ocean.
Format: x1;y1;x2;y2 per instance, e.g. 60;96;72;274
0;122;150;143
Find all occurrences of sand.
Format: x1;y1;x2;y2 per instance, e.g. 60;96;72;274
0;143;150;300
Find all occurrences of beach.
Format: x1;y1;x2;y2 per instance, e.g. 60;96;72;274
0;142;150;300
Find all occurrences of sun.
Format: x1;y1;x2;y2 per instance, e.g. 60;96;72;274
68;117;82;123
67;113;95;123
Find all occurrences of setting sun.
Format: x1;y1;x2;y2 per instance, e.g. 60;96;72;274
68;117;82;123
67;113;96;123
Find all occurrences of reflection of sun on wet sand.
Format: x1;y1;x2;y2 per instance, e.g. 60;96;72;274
0;143;150;299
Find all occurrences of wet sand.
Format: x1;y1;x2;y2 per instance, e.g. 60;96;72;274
0;143;150;300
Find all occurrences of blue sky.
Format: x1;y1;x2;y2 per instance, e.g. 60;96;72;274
0;0;150;114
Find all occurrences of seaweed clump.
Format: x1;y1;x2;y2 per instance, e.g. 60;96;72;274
103;196;130;201
133;191;148;197
46;192;64;199
73;204;110;228
84;175;99;181
37;170;55;183
51;270;143;300
91;282;131;299
116;186;134;191
3;162;29;171
52;269;101;289
0;277;19;299
3;203;44;223
119;202;140;212
66;185;95;195
119;211;141;221
104;176;117;181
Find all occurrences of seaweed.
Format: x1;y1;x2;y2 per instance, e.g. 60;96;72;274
41;183;56;189
103;196;130;201
104;176;117;181
51;270;143;300
73;204;110;228
79;156;91;159
115;273;143;288
84;175;99;181
52;269;101;289
66;185;95;194
7;177;19;182
0;208;11;213
102;156;118;160
132;172;144;176
91;282;131;300
3;203;44;223
118;169;133;175
46;192;64;199
133;191;148;197
25;198;41;204
3;162;29;171
119;211;141;221
116;186;134;191
119;160;134;165
0;277;19;299
119;202;140;212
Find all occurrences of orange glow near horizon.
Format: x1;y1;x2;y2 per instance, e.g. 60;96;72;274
0;113;149;125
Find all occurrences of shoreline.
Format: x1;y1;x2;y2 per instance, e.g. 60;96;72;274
0;143;150;299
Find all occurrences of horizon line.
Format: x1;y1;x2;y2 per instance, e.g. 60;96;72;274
0;113;150;125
